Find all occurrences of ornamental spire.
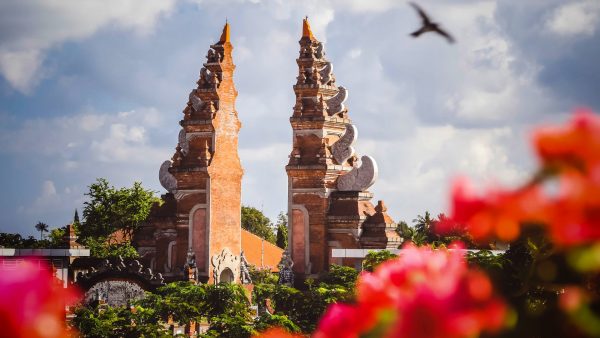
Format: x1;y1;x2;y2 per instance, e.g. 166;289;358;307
219;21;230;43
302;17;316;40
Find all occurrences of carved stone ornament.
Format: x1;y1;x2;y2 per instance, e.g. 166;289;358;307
178;129;189;155
189;90;203;112
319;62;333;85
331;123;357;165
154;228;178;241
159;160;177;193
337;155;379;192
315;42;325;59
326;86;348;116
78;257;164;307
210;248;240;284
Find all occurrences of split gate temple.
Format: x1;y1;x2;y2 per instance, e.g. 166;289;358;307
134;19;401;284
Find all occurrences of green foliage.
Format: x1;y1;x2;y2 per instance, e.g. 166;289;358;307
80;178;159;242
0;230;63;249
275;212;288;249
138;281;206;324
249;265;278;285
34;221;49;240
72;304;169;338
363;250;397;272
241;205;276;243
320;264;359;289
85;237;140;259
48;227;66;247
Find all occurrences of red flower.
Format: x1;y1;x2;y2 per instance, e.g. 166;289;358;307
545;171;600;246
441;177;547;243
0;259;79;338
534;108;600;174
313;244;507;338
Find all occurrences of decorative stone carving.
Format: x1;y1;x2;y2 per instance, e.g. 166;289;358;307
154;229;178;241
326;86;348;116
312;67;321;85
319;62;333;85
211;248;240;284
198;68;210;86
189;90;203;112
85;280;146;307
278;250;294;286
78;257;164;306
178;129;189;155
315;42;324;59
296;66;307;85
337;155;379;191
331;124;357;165
159;160;177;193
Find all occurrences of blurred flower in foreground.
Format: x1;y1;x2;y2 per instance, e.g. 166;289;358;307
440;178;547;243
0;259;79;338
254;327;302;338
313;244;507;338
442;109;600;248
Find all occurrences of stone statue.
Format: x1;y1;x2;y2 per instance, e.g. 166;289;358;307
277;250;294;286
184;248;197;282
240;251;252;284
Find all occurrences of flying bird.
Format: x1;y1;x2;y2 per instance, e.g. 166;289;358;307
409;2;455;44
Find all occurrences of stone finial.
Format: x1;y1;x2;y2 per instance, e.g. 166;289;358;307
199;139;212;166
317;94;328;115
312;67;321;85
172;146;184;166
375;200;387;213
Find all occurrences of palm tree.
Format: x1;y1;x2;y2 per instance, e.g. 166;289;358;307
35;222;49;240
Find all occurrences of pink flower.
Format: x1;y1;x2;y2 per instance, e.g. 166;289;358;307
0;259;79;338
313;244;507;338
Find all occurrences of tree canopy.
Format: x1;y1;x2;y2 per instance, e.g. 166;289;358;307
241;206;276;244
80;178;159;241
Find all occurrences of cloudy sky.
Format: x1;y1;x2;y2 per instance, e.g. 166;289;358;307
1;0;599;236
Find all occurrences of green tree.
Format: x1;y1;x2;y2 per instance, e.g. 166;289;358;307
80;178;159;242
34;221;49;240
363;250;398;272
0;233;24;248
241;206;276;244
48;227;66;247
275;212;288;249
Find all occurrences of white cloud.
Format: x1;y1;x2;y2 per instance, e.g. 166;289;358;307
546;1;600;37
0;0;176;93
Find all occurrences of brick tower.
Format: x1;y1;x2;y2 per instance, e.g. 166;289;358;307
136;23;243;283
286;19;401;277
